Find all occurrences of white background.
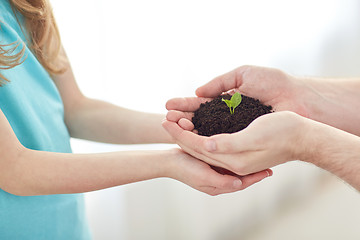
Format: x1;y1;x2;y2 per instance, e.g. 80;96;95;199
52;1;360;239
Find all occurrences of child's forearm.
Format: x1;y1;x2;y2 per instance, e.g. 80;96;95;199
4;147;171;196
65;98;174;144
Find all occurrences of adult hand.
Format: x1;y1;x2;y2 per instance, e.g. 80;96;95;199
166;65;309;123
163;65;360;190
166;148;272;195
164;110;360;192
163;111;310;176
166;65;360;136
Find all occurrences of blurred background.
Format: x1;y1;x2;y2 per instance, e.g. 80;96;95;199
52;0;360;239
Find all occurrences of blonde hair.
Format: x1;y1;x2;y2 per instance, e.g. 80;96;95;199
0;0;65;85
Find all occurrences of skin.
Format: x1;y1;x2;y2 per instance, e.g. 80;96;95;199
163;65;360;191
0;51;271;196
166;65;360;136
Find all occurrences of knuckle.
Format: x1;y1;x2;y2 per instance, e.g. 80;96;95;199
280;110;297;117
240;65;255;77
238;65;253;73
165;110;177;121
209;134;232;152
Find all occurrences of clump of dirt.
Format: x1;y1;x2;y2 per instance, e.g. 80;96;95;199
192;94;273;136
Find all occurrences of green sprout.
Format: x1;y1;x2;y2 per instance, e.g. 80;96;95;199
222;92;242;114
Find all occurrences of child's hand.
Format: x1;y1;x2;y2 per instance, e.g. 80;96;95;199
165;148;272;196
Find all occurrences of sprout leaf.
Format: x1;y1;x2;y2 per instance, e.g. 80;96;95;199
222;92;242;114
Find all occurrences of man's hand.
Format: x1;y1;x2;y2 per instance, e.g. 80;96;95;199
166;65;360;136
163;111;310;176
166;65;309;121
163;65;360;191
163;109;360;192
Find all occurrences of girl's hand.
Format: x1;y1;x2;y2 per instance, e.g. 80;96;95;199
165;149;272;196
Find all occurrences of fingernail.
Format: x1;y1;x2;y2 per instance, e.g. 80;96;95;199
266;169;273;177
233;179;242;188
205;139;217;152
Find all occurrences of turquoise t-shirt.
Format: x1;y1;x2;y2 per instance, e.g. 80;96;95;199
0;1;91;239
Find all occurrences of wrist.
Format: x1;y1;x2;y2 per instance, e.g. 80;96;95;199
282;112;316;163
297;77;330;116
123;150;176;180
159;148;185;180
299;117;355;166
296;76;360;136
300;120;360;190
147;150;174;178
296;118;325;164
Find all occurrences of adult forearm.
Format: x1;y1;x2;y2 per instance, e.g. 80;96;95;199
303;119;360;191
4;147;171;196
300;77;360;136
65;97;173;144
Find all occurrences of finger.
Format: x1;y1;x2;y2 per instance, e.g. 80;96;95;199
204;176;243;196
206;169;273;195
162;120;206;158
239;169;272;189
166;97;212;112
162;120;229;169
166;110;193;122
162;120;211;159
178;118;194;131
204;129;260;153
163;119;249;169
196;66;250;97
226;89;239;95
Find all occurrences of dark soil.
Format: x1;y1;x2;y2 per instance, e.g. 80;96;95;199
192;94;273;136
192;94;273;176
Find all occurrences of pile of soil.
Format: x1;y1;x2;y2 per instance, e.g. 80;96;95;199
192;94;273;136
192;94;273;176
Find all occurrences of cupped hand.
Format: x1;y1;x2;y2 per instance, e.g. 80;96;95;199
165;65;310;127
166;148;272;196
163;111;311;176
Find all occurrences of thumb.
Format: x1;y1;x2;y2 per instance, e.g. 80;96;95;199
207;169;273;195
196;66;249;97
203;128;258;154
208;173;244;193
